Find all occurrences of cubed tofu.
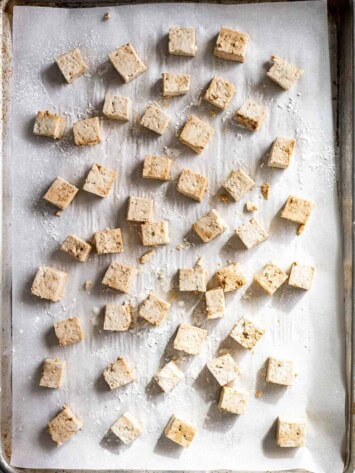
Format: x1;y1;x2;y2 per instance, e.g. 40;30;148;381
54;317;84;347
103;93;130;121
266;357;295;386
142;155;172;181
162;72;190;97
141;221;169;246
268;137;296;169
173;323;208;355
207;353;240;386
111;412;144;445
93;228;124;255
104;303;132;331
205;288;225;319
82;163;117;197
288;262;315;290
254;262;288;295
140;104;170;135
229;317;265;350
33;111;66;139
276;416;307;447
235;99;266;131
218;386;249;414
204;76;236;110
168;27;197;57
155;360;184;393
216;263;246;292
179;115;215;154
102;262;137;293
179;267;207;292
39;358;66;389
108;43;147;83
223;169;255;202
48;405;83;446
127;196;154;222
139;293;171;326
176;168;208;202
73;117;101;146
235;218;269;249
267;55;304;90
60;234;92;262
281;196;314;225
164;415;197;447
31;266;68;302
43;177;79;210
214;26;250;62
103;357;135;390
192;209;226;242
55;48;88;83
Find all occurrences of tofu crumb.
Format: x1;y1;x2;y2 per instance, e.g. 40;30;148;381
139;250;155;264
103;12;111;20
245;201;258;212
260;182;270;199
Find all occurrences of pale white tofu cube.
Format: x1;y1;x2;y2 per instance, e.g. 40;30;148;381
207;353;240;386
173;323;207;355
266;357;295;386
192;209;226;242
267;55;303;90
93;228;124;255
73;117;101;146
235;218;269;249
140;104;170;135
214;26;250;62
54;317;84;347
103;93;130;121
31;266;68;302
102;262;137;293
108;43;147;83
55;48;88;83
155;360;184;393
179;267;207;292
139;293;170;326
229;317;265;350
111;412;144;444
179;115;214;154
127;196;154;222
216;263;246;292
205;288;225;319
39;358;66;389
276;416;307;447
288;262;315;290
43;177;79;210
218;386;249;414
281;196;314;225
254;262;288;295
82;163;117;197
164;415;197;447
48;405;83;446
103;357;135;390
168;27;196;57
204;76;236;110
223;169;255;202
60;234;92;262
104;303;132;331
140;221;169;246
33;111;66;139
176;168;208;202
162;72;190;97
268;137;296;169
235;99;267;131
142;155;172;181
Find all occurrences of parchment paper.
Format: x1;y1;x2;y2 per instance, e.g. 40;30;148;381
10;2;346;471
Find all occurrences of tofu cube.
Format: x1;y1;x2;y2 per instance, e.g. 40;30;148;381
254;262;288;295
164;415;197;447
216;263;246;292
268;137;296;169
281;195;314;225
155;360;184;393
139;293;171;326
73;117;101;146
48;406;83;446
235;99;267;131
39;358;66;389
104;303;132;331
54;317;84;347
33;111;66;139
179;267;207;292
176;168;208;202
218;386;249;414
207;353;240;386
223;169;255;202
162;72;190;97
140;105;170;135
276;416;307;447
43;177;79;210
93;228;123;255
205;288;225;319
288;262;315;290
266;357;295;386
127;196;153;222
192;209;226;242
214;26;250;62
267;55;304;90
168;27;196;57
111;412;144;445
60;234;92;262
82;163;117;197
229;317;265;350
179;115;215;154
141;221;169;246
142;155;172;181
102;262;137;293
108;43;147;83
31;266;68;302
103;357;135;390
103;93;130;121
173;323;207;355
204;76;236;110
235;218;269;249
55;48;87;83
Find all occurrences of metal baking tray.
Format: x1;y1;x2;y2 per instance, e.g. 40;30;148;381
0;0;354;472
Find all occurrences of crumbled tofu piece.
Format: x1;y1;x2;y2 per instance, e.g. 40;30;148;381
102;262;137;293
254;262;288;295
108;43;147;83
297;224;306;235
168;27;196;57
223;169;255;202
48;405;83;446
176;168;208;202
140;104;170;135
55;48;88;83
267;55;304;90
54;317;84;347
207;353;240;386
218;386;249;414
281;195;314;225
276;416;307;447
214;26;250;62
111;412;144;445
43;177;79;210
179;115;215;154
103;93;130;121
82;163;117;197
192;209;226;242
216;263;246;292
205;288;225;319
179;267;207;292
260;182;270;199
266;357;295;386
235;218;268;249
103;357;135;390
142;155;172;181
104;303;132;331
139;249;155;264
268;137;296;169
204;76;236;110
33;111;66;139
245;201;258;212
73;117;101;146
162;72;190;97
139;293;170;326
155;360;184;393
31;266;68;302
173;323;208;355
235;99;267;131
103;12;110;20
164;415;197;447
288;262;315;290
141;221;169;246
127;196;154;222
229;317;265;349
39;358;66;389
93;228;123;254
60;234;92;262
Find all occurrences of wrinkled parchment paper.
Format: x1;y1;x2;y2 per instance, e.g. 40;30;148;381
10;2;346;471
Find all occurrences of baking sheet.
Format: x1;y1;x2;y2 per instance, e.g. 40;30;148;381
10;1;346;471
